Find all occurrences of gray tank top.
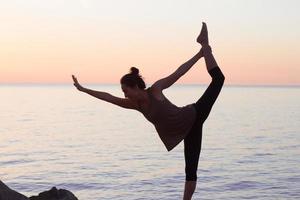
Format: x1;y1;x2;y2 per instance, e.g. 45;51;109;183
138;88;197;151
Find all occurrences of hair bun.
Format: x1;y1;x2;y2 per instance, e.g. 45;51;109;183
130;67;139;75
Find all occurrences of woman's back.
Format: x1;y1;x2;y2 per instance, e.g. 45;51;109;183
137;87;197;151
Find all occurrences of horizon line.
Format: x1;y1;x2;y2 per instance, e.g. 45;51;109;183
1;82;300;87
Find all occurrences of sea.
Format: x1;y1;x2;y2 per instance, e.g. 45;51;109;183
1;84;299;200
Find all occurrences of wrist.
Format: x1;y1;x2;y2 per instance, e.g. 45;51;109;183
80;87;88;93
197;49;204;58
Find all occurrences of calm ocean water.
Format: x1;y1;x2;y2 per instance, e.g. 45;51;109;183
1;84;299;199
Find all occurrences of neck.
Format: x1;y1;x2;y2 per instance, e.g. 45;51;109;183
135;89;149;104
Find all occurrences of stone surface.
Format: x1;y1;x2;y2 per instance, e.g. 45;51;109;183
29;187;78;200
0;180;78;200
0;181;29;200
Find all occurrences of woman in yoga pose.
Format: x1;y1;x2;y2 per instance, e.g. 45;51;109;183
72;22;225;200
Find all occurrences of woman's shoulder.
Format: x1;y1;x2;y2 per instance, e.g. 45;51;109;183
148;86;166;101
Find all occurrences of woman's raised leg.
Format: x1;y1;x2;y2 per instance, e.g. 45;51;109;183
194;46;225;123
194;22;225;123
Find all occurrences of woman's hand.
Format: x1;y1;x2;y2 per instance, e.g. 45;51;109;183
72;75;85;92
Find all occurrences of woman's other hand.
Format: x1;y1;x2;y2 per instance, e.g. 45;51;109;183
72;75;85;92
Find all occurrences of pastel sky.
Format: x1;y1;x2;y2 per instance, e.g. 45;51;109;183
1;0;299;85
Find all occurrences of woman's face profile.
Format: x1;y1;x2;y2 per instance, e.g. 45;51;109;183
121;84;139;100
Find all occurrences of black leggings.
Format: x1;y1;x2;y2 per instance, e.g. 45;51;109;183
184;66;225;181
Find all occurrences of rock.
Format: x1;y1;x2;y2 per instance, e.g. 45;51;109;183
0;180;29;200
0;180;78;200
29;187;78;200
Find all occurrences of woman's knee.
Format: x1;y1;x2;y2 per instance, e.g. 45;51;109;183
210;67;225;83
184;154;200;181
186;171;197;181
212;72;225;85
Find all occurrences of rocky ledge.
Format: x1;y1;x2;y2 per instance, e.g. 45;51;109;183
0;180;78;200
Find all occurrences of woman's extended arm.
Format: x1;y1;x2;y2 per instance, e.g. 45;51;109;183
72;75;137;109
152;50;203;90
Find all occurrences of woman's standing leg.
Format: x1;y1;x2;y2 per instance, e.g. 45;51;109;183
183;122;202;200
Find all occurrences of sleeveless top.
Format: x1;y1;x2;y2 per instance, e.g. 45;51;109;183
137;88;197;151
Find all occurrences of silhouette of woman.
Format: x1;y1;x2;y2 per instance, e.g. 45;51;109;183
72;22;225;200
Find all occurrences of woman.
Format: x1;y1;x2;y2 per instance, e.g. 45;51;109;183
72;22;225;200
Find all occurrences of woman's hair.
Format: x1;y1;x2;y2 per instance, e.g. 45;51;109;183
120;67;146;89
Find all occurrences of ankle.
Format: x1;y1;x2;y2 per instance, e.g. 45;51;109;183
202;45;212;55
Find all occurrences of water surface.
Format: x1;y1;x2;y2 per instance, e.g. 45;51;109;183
1;85;299;199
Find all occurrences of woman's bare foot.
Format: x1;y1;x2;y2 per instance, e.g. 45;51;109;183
197;22;209;45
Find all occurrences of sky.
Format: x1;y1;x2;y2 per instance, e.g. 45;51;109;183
1;0;300;85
